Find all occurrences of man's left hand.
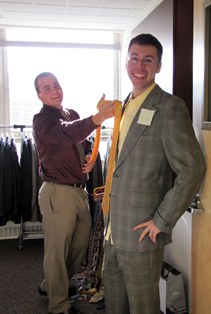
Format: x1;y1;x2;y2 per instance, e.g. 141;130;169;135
133;220;161;244
81;154;95;174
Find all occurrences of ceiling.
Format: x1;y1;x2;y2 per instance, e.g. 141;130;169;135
0;0;163;33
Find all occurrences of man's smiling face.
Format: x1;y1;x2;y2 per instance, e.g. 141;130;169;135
126;44;161;96
37;74;63;109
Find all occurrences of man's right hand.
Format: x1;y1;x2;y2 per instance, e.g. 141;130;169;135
92;96;116;126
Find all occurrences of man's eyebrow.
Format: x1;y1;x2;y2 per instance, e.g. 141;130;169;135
43;84;50;90
129;52;154;58
129;52;139;56
144;55;154;58
141;54;154;59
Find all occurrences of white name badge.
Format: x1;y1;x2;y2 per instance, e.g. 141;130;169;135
137;109;155;126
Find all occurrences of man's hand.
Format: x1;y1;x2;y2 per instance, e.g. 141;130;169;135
133;220;161;244
81;154;95;174
92;94;116;126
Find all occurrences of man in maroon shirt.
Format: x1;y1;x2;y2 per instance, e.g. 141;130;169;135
33;72;115;314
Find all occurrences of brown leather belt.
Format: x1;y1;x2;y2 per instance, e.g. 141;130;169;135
69;183;86;189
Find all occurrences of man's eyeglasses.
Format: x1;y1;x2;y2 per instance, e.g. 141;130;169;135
127;56;154;66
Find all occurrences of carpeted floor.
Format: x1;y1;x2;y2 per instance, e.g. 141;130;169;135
0;238;105;314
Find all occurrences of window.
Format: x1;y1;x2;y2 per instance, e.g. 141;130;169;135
7;46;117;127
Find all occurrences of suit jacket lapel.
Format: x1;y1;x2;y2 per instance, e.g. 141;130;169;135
115;85;162;171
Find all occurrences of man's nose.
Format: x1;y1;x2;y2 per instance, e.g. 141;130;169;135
137;60;145;68
52;87;59;92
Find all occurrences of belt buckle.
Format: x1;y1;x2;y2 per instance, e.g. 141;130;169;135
74;183;84;189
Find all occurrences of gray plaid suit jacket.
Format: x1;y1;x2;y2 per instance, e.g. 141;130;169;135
109;85;206;252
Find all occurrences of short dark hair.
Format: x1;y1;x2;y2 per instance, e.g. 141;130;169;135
128;34;163;62
34;72;57;93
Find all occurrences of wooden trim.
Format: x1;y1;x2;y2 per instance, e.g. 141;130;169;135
173;0;193;118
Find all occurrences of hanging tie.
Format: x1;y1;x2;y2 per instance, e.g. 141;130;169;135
75;143;85;166
61;109;85;166
101;102;122;215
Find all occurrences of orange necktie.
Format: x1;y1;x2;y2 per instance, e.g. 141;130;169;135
102;102;122;215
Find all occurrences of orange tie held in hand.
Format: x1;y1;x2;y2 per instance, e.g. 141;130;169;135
88;99;122;165
88;126;101;164
90;99;122;214
102;100;122;214
91;99;122;215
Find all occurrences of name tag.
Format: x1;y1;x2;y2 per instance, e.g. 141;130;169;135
137;109;155;126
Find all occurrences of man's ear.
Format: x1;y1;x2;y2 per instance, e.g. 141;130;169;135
125;56;128;70
156;61;162;74
37;93;42;101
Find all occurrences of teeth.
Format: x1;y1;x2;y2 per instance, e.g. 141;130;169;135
134;73;144;78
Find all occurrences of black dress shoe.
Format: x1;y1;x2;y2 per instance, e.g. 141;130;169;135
59;306;83;314
97;299;105;310
38;286;47;296
38;285;77;297
68;285;77;297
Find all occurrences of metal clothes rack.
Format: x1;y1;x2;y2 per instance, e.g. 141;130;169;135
0;124;43;250
0;124;32;132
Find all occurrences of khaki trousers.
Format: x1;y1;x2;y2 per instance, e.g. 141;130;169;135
103;241;164;314
39;182;91;313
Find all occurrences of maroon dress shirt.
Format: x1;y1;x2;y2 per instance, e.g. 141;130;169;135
33;105;97;185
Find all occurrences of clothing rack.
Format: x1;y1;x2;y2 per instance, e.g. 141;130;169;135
0;124;32;131
0;124;112;249
0;124;43;250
